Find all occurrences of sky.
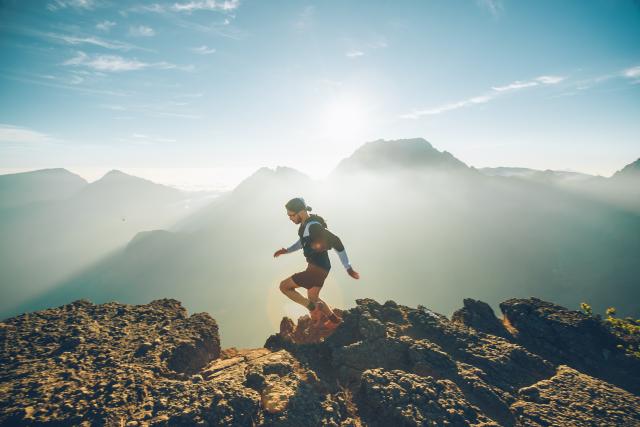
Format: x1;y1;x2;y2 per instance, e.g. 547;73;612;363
1;0;639;190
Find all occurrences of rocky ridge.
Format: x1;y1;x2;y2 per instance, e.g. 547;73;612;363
1;296;639;426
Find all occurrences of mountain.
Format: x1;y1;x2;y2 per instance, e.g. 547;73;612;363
612;158;640;181
480;167;599;183
1;296;638;425
0;169;203;317
74;169;184;205
0;168;87;209
332;138;470;176
9;141;640;350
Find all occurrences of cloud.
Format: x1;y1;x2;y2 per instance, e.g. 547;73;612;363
190;45;216;54
344;35;388;58
476;0;504;18
401;95;492;118
99;99;202;120
171;0;240;12
63;51;190;72
42;31;139;51
401;74;566;119
64;52;146;71
491;81;538;92
492;75;565;91
536;75;565;84
130;133;177;144
0;124;53;144
623;65;640;80
294;5;315;31
47;0;97;11
346;50;364;58
96;20;116;32
172;18;247;39
129;25;155;37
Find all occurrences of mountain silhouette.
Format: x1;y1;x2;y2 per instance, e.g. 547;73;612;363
332;137;470;176
0;169;200;317
7;139;640;349
0;168;87;209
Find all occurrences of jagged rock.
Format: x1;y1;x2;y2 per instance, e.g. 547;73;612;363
358;368;499;426
511;365;640;426
0;298;221;425
500;297;640;394
452;298;510;338
3;296;639;426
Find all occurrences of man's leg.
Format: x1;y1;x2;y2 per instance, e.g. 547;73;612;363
279;277;312;309
307;287;340;323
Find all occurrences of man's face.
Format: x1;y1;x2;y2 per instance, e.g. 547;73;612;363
287;210;301;224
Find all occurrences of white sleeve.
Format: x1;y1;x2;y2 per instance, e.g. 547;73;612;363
286;239;302;253
335;248;351;270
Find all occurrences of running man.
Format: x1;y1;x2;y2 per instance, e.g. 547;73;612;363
273;197;360;330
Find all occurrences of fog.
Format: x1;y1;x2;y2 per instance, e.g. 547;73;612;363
4;143;638;349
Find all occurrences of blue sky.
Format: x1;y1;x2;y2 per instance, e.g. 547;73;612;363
1;0;639;189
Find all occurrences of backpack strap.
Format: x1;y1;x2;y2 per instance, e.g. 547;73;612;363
302;220;322;237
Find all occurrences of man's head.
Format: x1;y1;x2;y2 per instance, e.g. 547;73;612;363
285;197;312;224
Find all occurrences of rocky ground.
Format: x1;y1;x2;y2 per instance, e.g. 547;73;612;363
1;297;638;426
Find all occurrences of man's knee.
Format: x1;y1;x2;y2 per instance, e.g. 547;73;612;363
279;278;294;292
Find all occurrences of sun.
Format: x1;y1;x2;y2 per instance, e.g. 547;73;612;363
321;93;368;140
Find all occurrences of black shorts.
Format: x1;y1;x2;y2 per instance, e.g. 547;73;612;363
291;263;329;289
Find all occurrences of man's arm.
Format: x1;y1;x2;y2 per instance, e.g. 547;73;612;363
314;227;352;270
286;239;302;253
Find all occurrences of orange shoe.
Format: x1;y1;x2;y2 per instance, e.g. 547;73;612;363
322;318;343;331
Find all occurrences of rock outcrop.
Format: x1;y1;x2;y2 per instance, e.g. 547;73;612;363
1;296;639;426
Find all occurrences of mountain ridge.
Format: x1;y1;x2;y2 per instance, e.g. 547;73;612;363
1;295;638;426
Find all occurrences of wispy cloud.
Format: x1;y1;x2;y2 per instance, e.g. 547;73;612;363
129;25;155;37
190;45;216;54
344;35;388;58
0;124;53;144
96;20;116;32
63;51;192;72
172;0;240;12
623;65;640;80
401;74;566;119
476;0;504;18
172;18;247;39
294;5;315;31
47;0;97;11
346;50;364;58
0;71;132;96
127;132;177;145
492;75;565;91
99;100;202;120
51;33;137;50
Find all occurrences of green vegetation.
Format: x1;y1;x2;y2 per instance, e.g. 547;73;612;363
580;302;640;360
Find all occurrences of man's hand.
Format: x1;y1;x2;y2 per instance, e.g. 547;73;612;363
273;248;288;258
347;267;360;279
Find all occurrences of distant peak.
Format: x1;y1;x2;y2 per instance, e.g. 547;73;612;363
103;169;129;178
333;137;468;175
612;158;640;179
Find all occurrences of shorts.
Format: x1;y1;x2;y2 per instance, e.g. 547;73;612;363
291;262;329;289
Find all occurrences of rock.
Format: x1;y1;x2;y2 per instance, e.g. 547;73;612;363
452;298;510;338
359;368;499;426
500;297;640;394
3;296;639;426
511;365;640;426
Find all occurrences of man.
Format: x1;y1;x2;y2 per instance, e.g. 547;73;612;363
273;197;359;330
